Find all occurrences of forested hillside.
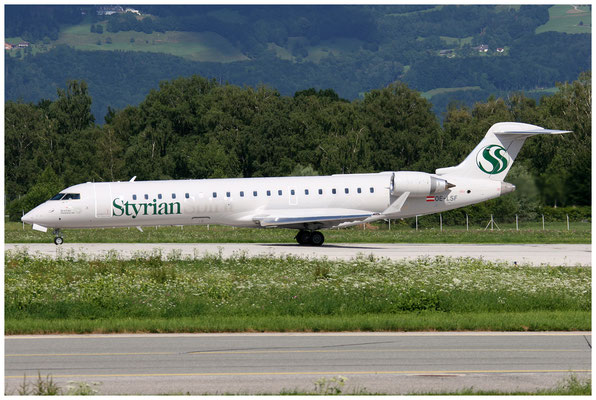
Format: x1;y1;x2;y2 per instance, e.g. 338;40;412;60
5;5;591;120
5;72;591;222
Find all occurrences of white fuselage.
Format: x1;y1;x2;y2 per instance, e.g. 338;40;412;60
23;172;504;230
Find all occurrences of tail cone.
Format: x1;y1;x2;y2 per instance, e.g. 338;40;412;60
501;182;516;194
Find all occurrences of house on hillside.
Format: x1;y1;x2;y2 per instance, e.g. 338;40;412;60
496;48;505;53
125;8;141;15
97;6;124;16
5;43;14;50
473;44;488;53
17;42;30;48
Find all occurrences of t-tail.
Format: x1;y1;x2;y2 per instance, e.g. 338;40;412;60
435;122;569;183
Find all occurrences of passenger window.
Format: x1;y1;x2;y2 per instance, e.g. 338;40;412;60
133;194;137;200
240;191;244;197
370;187;374;193
226;192;230;198
345;188;349;194
172;193;176;199
158;194;162;200
305;189;309;195
332;189;336;194
291;189;295;195
318;189;323;195
357;188;362;194
214;192;218;198
278;190;282;196
144;194;149;200
253;191;258;197
267;190;271;197
185;193;189;199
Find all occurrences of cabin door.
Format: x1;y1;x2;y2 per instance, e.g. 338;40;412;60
94;183;112;218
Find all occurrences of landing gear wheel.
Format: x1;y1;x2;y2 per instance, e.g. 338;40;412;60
310;231;325;246
52;229;63;245
295;230;312;245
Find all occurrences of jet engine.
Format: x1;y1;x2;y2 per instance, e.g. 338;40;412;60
391;171;454;197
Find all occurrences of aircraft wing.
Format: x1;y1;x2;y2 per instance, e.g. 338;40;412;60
251;192;411;230
251;208;376;230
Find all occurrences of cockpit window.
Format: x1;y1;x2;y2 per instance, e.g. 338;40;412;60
51;193;80;200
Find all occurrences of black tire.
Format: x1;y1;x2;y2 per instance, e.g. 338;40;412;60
54;236;64;245
310;231;324;246
296;230;311;245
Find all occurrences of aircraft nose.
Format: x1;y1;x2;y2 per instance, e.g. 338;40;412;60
21;211;34;224
21;205;50;225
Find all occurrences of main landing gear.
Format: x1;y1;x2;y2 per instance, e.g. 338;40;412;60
53;229;64;245
295;230;325;246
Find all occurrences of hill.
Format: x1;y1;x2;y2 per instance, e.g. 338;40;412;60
4;5;591;121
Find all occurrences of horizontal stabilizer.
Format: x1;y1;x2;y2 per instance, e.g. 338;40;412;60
495;128;570;136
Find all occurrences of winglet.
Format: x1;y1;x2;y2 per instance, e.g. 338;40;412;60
381;192;410;217
338;192;411;228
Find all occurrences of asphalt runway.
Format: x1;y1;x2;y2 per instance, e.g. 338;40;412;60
5;332;591;395
5;242;592;266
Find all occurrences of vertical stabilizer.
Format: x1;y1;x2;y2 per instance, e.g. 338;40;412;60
435;122;569;181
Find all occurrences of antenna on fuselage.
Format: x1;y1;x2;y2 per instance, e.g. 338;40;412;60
129;176;137;182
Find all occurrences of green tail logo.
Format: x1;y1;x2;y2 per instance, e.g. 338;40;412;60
476;144;508;174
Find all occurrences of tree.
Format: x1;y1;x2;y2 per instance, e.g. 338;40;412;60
361;82;443;172
5;101;54;201
535;71;591;206
6;166;64;221
49;80;95;134
46;80;96;184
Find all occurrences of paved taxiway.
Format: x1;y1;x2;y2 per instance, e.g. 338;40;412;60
5;243;591;266
5;332;591;395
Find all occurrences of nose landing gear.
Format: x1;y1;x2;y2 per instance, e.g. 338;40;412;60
295;230;325;246
53;229;64;245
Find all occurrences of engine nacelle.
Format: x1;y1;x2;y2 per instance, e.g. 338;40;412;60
391;171;454;197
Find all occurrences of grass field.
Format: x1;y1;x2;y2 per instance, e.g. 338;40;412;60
439;36;473;47
56;23;248;62
5;220;591;244
5;251;590;334
422;86;481;99
6;22;248;62
268;38;363;64
536;5;591;34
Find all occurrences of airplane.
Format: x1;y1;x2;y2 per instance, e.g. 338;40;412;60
21;122;568;246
